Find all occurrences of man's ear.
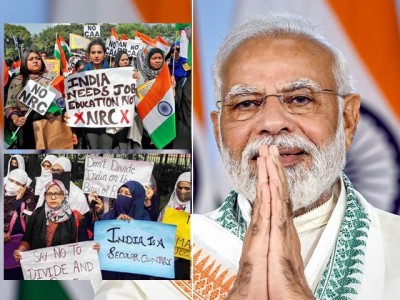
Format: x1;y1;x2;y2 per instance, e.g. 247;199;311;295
342;94;361;150
210;111;221;151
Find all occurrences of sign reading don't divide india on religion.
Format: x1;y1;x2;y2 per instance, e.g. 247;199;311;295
65;67;136;128
82;155;154;198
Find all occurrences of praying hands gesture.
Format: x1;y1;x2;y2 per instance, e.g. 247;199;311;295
226;145;314;300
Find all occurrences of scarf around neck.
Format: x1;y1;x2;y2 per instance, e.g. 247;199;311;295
213;174;371;299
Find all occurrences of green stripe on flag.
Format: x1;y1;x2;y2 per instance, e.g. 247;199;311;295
150;113;176;149
19;281;70;300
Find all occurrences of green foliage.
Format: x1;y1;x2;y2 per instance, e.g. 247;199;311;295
4;24;32;59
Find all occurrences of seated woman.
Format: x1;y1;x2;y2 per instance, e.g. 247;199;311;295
13;180;97;261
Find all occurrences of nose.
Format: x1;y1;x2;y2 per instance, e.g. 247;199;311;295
253;97;295;136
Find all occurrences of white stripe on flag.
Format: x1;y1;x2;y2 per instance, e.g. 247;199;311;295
142;87;175;134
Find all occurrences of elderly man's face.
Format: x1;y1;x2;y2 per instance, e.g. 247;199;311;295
211;37;360;211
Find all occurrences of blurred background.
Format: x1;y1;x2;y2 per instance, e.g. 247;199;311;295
193;0;400;217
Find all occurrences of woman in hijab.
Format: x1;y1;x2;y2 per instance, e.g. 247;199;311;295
158;172;191;222
102;181;150;221
35;156;89;215
13;180;94;262
34;154;58;197
5;49;73;149
4;155;32;187
101;180;150;280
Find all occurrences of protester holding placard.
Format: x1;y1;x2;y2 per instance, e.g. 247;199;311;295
13;180;93;263
5;49;74;149
158;172;191;221
108;50;136;149
144;175;161;221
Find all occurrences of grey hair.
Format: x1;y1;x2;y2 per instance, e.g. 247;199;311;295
212;13;355;102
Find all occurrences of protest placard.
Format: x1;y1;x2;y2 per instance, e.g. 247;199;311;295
82;155;154;198
84;24;100;38
43;59;60;74
17;80;56;115
94;220;176;278
69;33;91;50
106;38;143;58
162;208;191;260
65;67;136;128
20;241;102;280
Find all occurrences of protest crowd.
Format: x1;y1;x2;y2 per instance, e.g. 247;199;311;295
4;154;191;281
4;23;192;150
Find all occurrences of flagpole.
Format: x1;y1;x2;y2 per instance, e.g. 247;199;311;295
11;108;33;140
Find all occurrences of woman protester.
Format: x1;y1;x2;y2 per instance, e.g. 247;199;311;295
34;154;58;198
13;180;98;262
101;180;151;280
131;47;172;148
5;49;73;149
108;50;134;149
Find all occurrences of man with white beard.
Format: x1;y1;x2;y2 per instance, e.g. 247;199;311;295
191;13;400;300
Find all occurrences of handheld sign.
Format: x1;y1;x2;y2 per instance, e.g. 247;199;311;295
82;155;154;198
106;39;143;58
94;220;176;278
19;241;102;280
162;208;191;260
65;68;136;128
84;24;100;38
17;80;56;115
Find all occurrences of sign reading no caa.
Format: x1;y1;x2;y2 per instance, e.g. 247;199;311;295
84;24;100;38
17;80;56;115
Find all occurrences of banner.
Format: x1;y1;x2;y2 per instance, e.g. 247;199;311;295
82;155;154;198
162;208;191;260
94;220;176;278
43;59;60;74
83;24;100;38
69;33;91;50
19;241;102;280
17;80;56;115
65;67;136;128
105;39;143;58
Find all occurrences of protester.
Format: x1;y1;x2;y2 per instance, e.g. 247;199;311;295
13;180;98;262
35;156;89;215
108;50;134;149
5;49;74;149
34;154;58;197
158;172;191;221
85;191;105;239
131;47;168;148
4;155;32;187
80;39;113;149
144;175;160;221
74;59;88;72
165;42;190;85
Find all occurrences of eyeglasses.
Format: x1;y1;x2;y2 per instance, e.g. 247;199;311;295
45;192;64;198
51;168;64;174
216;88;344;121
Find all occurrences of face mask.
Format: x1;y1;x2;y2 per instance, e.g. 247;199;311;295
10;165;18;172
41;168;52;177
52;172;71;193
5;181;21;196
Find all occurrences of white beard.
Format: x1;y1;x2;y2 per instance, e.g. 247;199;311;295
220;117;346;212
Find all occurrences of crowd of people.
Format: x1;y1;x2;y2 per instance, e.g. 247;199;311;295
3;154;192;280
4;31;192;150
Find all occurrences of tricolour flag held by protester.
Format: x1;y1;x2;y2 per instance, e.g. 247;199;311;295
156;36;170;53
136;64;176;149
48;75;65;115
59;35;72;59
111;28;119;41
54;36;69;76
135;31;156;48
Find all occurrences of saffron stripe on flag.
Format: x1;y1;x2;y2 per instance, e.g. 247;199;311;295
136;65;171;119
149;113;176;149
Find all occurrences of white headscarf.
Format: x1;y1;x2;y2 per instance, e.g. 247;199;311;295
4;169;29;196
158;172;191;221
4;155;32;187
35;155;58;196
35;156;89;215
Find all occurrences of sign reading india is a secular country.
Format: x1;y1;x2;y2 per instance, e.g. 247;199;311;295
17;80;56;115
65;67;136;128
19;241;102;280
94;220;176;278
82;155;154;198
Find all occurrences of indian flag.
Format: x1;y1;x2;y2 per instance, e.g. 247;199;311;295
136;64;176;149
54;36;68;76
59;35;72;59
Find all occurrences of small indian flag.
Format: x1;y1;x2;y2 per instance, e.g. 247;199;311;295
136;65;176;149
59;35;72;59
